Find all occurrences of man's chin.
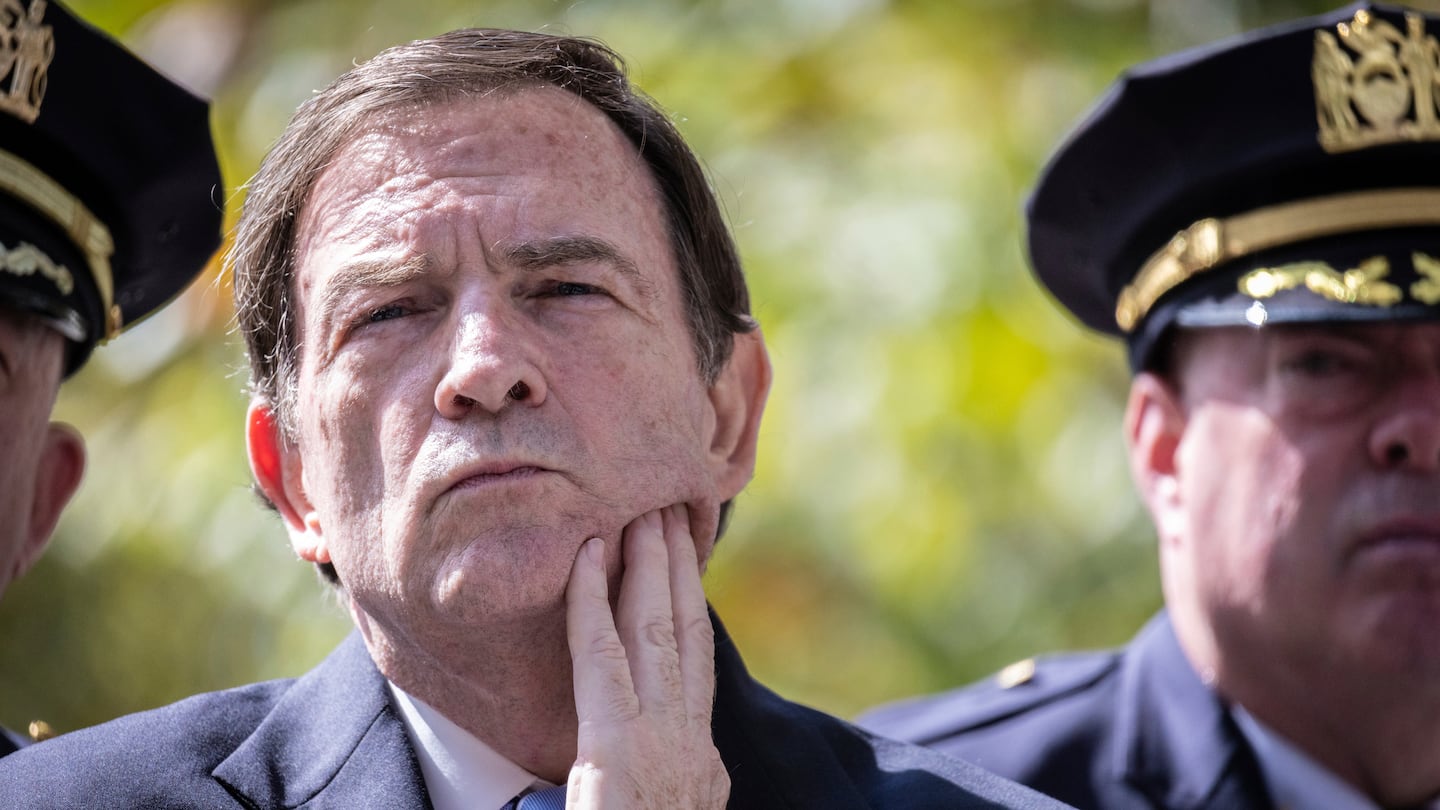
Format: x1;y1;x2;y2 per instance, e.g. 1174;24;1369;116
431;531;591;608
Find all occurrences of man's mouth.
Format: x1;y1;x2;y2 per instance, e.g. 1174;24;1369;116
444;463;551;494
1351;517;1440;563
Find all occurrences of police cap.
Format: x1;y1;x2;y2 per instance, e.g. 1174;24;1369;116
1027;2;1440;371
0;0;221;374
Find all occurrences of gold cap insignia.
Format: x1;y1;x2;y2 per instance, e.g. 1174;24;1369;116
1237;256;1403;307
0;0;52;124
1315;9;1440;153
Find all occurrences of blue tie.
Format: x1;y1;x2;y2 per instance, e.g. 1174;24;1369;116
504;784;567;810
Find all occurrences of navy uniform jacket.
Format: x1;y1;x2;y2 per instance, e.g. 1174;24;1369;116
0;611;1067;809
859;613;1272;810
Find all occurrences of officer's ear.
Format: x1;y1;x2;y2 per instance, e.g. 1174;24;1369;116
11;423;85;584
246;401;330;566
705;329;771;502
1124;371;1187;548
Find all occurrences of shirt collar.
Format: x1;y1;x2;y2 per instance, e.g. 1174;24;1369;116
1232;706;1440;810
387;681;556;810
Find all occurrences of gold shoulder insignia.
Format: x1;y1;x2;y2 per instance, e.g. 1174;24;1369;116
996;658;1037;689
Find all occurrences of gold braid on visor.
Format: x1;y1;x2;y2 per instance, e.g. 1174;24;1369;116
1115;188;1440;332
0;147;117;339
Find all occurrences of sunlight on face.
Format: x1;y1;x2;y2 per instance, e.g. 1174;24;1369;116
285;88;721;644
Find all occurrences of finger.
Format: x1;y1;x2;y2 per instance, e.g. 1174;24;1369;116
666;504;717;721
615;509;684;716
566;538;639;723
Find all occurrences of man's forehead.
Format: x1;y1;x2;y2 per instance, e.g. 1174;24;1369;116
299;85;668;257
325;84;628;178
297;85;652;237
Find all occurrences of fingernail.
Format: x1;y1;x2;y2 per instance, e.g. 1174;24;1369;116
585;537;604;568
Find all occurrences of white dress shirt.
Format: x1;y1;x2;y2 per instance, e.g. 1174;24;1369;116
1233;706;1440;810
388;682;558;810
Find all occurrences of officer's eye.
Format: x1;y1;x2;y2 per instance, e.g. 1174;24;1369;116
1281;349;1356;377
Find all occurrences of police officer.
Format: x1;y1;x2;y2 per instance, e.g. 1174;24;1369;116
863;3;1440;808
0;0;220;755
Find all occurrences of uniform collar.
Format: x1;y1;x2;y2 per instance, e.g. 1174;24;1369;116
1114;612;1271;810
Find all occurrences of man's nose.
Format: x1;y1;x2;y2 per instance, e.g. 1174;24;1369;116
433;306;547;418
1369;366;1440;472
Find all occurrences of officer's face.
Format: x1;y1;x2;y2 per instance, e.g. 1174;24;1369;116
251;87;761;648
1139;322;1440;696
0;311;83;598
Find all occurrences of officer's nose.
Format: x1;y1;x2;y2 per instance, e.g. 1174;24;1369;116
1368;361;1440;473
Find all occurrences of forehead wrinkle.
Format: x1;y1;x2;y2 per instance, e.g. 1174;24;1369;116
502;235;658;301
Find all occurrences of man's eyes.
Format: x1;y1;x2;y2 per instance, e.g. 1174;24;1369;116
367;303;408;323
544;280;604;298
340;278;611;339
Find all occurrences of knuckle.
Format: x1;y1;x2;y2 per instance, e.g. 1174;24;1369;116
640;614;678;649
586;633;629;664
679;614;714;646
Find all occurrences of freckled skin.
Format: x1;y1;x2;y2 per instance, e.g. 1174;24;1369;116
285;87;723;689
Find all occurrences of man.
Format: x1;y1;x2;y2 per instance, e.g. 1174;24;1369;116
861;3;1440;809
0;28;1065;809
0;0;221;756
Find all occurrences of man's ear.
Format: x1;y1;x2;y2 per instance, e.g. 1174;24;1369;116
707;329;772;501
1124;372;1188;548
12;423;86;583
246;401;330;565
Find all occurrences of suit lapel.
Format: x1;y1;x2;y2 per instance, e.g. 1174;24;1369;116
710;609;886;810
1115;613;1272;810
211;633;432;809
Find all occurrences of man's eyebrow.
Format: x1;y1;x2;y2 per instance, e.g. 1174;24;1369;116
314;254;431;328
504;236;657;299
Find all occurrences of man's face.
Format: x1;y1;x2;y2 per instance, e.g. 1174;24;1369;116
1150;322;1440;688
274;87;740;639
0;312;81;597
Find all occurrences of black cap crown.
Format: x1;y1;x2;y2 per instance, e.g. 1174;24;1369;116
0;0;222;373
1027;2;1440;371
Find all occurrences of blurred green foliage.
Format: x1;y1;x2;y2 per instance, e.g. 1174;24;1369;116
0;0;1395;736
